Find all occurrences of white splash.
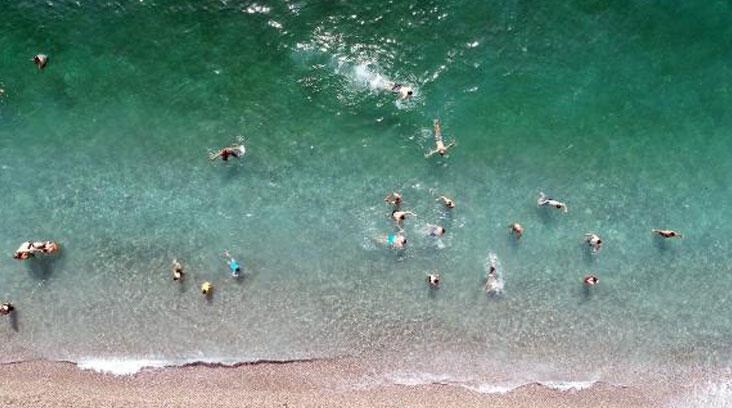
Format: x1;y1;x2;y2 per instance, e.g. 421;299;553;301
483;252;504;294
77;358;169;376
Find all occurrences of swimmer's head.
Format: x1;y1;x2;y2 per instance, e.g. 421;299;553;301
447;201;455;209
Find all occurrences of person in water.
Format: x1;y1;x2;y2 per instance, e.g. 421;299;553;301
32;54;48;69
209;145;245;161
509;223;523;239
537;192;568;213
437;195;456;209
0;303;14;316
425;119;456;158
386;82;414;100
427;224;446;237
172;259;184;281
391;210;416;226
426;273;440;288
201;282;213;296
585;233;602;253
223;250;241;278
384;192;402;206
13;241;60;260
584;275;599;286
652;229;683;239
383;233;407;249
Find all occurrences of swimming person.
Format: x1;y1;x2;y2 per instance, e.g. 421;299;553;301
384;192;402;206
426;273;440;288
32;54;48;69
383;233;407;249
223;251;241;278
584;275;599;286
0;303;14;316
385;82;414;100
537;192;568;213
425;119;456;158
652;229;683;239
391;210;416;226
426;224;446;237
484;264;499;293
201;282;213;296
12;241;60;260
585;233;602;252
437;195;456;209
172;259;184;281
209;144;245;161
509;223;524;239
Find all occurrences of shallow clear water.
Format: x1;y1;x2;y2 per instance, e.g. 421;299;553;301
0;0;731;394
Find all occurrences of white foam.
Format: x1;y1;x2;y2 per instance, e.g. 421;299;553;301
76;358;169;376
539;380;598;391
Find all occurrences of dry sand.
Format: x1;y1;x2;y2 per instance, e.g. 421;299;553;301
0;359;671;408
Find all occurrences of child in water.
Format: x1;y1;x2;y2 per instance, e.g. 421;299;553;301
223;250;241;278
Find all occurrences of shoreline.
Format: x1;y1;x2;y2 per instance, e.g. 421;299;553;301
0;359;672;408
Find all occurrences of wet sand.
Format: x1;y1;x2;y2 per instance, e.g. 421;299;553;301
0;359;669;408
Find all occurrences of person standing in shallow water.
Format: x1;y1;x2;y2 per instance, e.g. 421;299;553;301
509;223;523;239
172;259;184;281
384;192;402;207
209;144;245;161
32;54;48;69
585;233;602;253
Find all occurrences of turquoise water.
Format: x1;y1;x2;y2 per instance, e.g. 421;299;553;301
1;0;731;394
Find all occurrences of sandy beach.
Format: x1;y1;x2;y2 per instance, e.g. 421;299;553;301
0;359;669;408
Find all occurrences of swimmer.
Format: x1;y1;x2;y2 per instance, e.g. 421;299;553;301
425;119;456;158
426;273;440;288
223;250;241;278
437;195;456;209
13;242;34;260
32;54;48;69
652;229;683;239
0;303;14;316
484;264;499;293
391;210;416;225
386;82;414;100
584;275;599;286
384;192;402;206
509;223;523;239
537;192;568;213
427;224;446;237
585;233;602;253
201;282;213;296
209;144;245;161
383;233;407;249
172;259;184;281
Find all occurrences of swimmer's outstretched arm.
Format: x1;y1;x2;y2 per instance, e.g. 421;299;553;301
209;151;221;160
424;149;439;158
444;140;456;150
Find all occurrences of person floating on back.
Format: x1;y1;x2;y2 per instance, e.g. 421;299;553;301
223;250;241;278
437;195;455;209
172;259;184;282
585;233;602;253
32;54;48;69
509;223;523;239
425;119;456;158
652;229;683;239
537;192;568;213
209;144;245;161
584;275;599;286
426;273;440;288
0;303;14;316
384;192;402;207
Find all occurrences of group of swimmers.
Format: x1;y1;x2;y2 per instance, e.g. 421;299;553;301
379;188;684;292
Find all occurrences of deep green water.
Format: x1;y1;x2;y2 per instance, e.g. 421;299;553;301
1;0;731;396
